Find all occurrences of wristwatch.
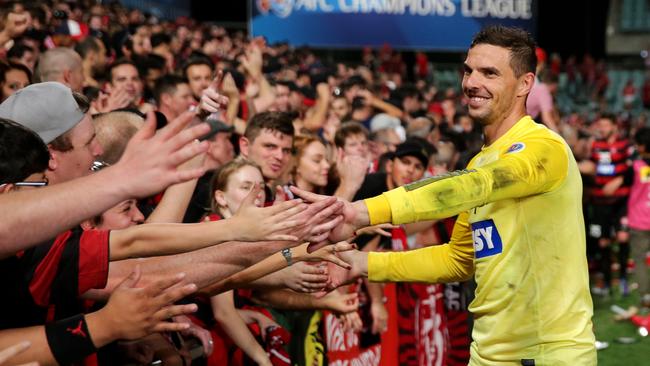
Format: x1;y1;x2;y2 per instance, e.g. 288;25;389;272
281;248;293;266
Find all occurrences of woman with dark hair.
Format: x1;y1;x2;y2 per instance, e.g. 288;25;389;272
0;61;31;102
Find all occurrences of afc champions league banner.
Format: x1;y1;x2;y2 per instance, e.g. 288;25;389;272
250;0;537;50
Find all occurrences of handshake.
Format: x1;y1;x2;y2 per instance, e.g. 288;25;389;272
229;184;381;290
267;185;372;246
229;184;372;246
252;185;384;289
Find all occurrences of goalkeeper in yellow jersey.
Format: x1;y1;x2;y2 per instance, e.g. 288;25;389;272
291;25;596;365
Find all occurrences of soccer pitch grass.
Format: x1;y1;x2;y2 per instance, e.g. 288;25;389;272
592;291;650;365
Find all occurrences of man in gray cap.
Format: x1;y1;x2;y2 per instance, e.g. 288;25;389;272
0;81;103;184
0;82;213;256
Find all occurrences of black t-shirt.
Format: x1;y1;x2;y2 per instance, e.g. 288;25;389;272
353;173;391;249
353;172;389;201
183;172;214;223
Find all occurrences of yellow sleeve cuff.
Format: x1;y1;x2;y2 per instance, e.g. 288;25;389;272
367;251;391;282
383;187;415;224
364;195;392;225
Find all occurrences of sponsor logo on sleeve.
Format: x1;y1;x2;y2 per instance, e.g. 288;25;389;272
471;219;503;259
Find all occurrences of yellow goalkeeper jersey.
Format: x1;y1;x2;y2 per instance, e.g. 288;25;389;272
366;116;596;365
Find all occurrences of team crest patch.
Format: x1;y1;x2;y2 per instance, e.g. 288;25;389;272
506;142;526;154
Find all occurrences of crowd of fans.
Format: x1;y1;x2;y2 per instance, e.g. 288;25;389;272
0;0;649;365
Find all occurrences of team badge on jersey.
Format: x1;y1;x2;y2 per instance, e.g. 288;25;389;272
596;163;616;176
471;219;503;259
506;142;526;154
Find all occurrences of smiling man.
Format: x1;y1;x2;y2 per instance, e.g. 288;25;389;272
239;111;295;188
0;82;103;184
108;59;144;109
352;140;430;201
294;26;596;365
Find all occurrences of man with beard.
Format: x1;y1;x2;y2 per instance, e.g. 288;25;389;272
294;25;596;365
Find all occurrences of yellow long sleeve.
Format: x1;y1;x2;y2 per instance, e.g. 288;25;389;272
368;211;475;283
364;135;569;225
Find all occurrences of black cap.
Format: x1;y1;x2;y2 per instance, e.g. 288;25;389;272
276;80;300;92
199;118;234;141
394;141;430;167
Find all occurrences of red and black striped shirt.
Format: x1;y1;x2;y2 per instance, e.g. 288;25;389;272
0;227;109;330
590;137;633;200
